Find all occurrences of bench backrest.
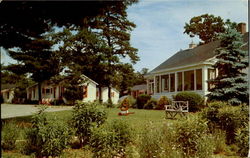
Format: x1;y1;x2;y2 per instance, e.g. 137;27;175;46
165;101;189;112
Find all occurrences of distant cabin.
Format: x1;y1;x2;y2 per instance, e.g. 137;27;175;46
131;84;147;98
145;23;248;100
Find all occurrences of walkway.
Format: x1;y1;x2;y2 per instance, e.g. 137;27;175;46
1;104;73;119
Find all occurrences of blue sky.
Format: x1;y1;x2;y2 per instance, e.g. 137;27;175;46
1;0;248;72
127;0;248;71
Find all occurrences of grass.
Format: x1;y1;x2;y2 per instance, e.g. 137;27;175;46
1;107;241;158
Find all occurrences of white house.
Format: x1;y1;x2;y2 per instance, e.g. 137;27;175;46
145;23;248;100
97;87;120;104
26;75;99;103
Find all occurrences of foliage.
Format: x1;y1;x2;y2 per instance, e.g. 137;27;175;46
24;106;72;157
175;115;214;158
144;98;158;109
184;14;237;44
212;129;229;154
207;28;248;105
235;123;249;157
216;106;247;144
90;119;134;158
71;101;107;146
138;126;165;158
202;102;248;144
1;121;19;150
174;92;203;112
136;94;151;109
155;96;170;110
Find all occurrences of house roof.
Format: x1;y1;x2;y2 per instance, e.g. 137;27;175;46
131;84;147;91
149;32;249;74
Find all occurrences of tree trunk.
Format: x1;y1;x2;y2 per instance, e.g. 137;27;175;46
38;82;42;104
108;86;112;104
98;86;103;103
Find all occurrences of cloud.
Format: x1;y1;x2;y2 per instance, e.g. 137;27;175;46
127;0;248;71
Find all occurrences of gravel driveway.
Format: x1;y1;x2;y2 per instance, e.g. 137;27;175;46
1;104;73;119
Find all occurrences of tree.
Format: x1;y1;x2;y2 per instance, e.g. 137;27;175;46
184;14;237;44
90;1;139;102
207;28;248;105
6;37;61;102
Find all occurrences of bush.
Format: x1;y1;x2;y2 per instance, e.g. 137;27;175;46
136;94;151;109
217;106;246;144
144;98;157;109
174;92;203;112
235;123;249;157
1;121;19;150
71;101;107;146
201;101;229;131
155;96;170;110
24;107;72;157
90;119;134;158
103;98;115;108
175;114;214;158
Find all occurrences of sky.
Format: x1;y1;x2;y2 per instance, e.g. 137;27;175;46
1;0;248;72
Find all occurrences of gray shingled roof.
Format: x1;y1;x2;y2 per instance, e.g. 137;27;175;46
150;33;248;74
131;84;147;91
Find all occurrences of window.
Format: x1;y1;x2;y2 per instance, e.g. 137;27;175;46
177;72;183;91
111;92;115;97
184;70;194;91
170;73;175;92
208;69;216;90
161;75;169;92
196;69;202;90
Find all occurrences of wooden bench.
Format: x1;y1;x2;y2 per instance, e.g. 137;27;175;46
165;101;189;119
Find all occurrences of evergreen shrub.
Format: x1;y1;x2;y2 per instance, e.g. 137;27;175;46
155;96;170;110
1;121;19;150
144;98;157;109
174;92;203;112
136;94;151;109
24;107;72;157
71;101;107;146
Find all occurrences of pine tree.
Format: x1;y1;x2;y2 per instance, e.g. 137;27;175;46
208;28;249;105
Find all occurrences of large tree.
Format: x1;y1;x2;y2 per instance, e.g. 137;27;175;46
90;1;139;102
207;28;248;105
184;14;237;45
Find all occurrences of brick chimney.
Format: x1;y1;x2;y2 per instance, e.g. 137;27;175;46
189;41;197;49
237;23;246;34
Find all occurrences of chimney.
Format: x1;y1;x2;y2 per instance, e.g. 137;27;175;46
237;23;246;34
189;41;197;49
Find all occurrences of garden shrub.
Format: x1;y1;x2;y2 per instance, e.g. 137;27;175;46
90;119;134;158
155;96;170;110
235;123;249;157
175;114;213;157
216;106;246;144
71;101;107;146
212;129;229;154
144;98;157;109
136;94;151;109
1;120;19;150
24;107;72;157
174;92;203;112
138;126;165;158
103;98;115;108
